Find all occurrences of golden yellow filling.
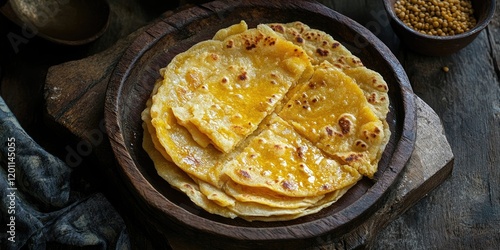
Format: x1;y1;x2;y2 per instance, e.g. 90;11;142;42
143;21;391;221
223;115;361;197
279;62;384;177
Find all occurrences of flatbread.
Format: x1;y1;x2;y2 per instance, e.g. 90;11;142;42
150;22;312;188
268;21;390;177
266;22;363;69
278;61;385;178
222;115;362;197
143;21;391;221
142;106;238;219
157;23;312;153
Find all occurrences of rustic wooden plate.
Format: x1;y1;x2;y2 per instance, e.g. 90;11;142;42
105;0;416;248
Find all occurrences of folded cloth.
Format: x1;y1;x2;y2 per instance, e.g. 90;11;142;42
0;96;129;249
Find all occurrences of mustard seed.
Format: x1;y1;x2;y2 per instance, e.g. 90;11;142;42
394;0;477;36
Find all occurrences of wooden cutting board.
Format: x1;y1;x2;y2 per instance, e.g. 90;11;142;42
43;1;453;248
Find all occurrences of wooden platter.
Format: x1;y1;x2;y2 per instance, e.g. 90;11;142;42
103;0;416;248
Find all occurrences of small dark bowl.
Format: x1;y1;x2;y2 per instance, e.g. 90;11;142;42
383;0;496;56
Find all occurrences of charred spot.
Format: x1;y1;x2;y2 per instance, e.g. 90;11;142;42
238;72;248;81
246;44;256;50
368;93;377;103
272;24;284;33
239;169;251;179
352;58;362;65
332;42;340;48
316;48;329;57
363;130;377;139
345;153;363;163
296;36;304;43
322;41;328;46
282;180;298;191
221;77;228;83
265;36;277;46
297;146;306;159
325;126;334;136
356;140;367;148
338;117;351;134
363;131;369;140
311;32;319;39
226;40;234;48
321;183;332;191
243;36;256;50
374;127;381;134
308;82;317;89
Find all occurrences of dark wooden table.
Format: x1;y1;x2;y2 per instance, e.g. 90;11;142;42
1;0;498;249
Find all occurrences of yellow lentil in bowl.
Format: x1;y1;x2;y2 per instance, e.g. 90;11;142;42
383;0;496;56
394;0;477;36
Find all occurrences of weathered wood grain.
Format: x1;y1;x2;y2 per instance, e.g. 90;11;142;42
316;1;500;249
44;8;177;140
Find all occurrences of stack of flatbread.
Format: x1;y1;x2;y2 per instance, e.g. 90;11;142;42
141;21;390;221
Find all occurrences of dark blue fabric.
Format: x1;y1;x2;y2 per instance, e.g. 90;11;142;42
0;96;129;249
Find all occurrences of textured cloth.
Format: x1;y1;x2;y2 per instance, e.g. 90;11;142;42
0;96;129;249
